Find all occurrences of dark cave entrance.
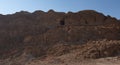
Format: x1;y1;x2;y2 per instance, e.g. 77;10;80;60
60;20;65;25
85;20;88;24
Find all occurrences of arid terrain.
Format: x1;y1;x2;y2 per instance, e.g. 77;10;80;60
0;10;120;65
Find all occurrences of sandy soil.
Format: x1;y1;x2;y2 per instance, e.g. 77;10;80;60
25;56;120;65
0;54;120;65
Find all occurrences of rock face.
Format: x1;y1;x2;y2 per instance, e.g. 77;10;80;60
0;10;120;60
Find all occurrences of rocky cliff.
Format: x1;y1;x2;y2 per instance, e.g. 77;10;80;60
0;10;120;60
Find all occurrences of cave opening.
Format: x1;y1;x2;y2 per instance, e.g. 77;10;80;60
85;20;88;24
60;20;65;25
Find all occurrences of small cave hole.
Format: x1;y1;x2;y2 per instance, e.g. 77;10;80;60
60;20;65;25
85;20;88;24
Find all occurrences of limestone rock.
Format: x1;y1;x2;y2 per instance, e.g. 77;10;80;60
0;10;120;59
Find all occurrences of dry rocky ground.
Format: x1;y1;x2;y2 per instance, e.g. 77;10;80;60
1;40;120;65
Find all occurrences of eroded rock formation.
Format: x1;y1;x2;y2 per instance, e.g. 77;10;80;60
0;10;120;60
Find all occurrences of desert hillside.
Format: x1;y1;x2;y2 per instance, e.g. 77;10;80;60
0;10;120;65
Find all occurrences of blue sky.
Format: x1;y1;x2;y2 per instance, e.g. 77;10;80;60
0;0;120;19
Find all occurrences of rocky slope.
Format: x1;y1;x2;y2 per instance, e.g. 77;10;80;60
0;10;120;65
